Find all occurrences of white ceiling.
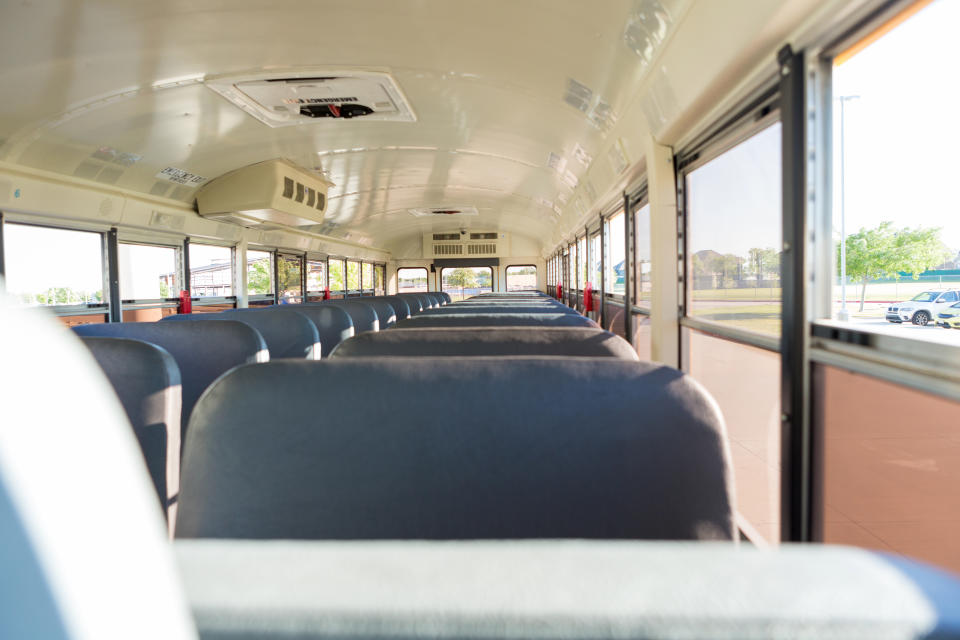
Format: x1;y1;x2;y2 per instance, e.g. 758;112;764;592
0;0;830;256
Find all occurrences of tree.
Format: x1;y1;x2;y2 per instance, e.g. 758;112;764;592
838;221;952;311
247;258;272;295
747;247;781;287
328;260;344;291
446;268;478;299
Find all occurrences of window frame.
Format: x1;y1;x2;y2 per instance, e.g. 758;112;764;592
0;220;112;320
396;266;429;294
504;264;538;292
439;265;495;299
675;87;783;352
189;240;238;308
243;245;274;305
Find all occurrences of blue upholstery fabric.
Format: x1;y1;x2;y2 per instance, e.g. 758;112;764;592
79;337;182;522
330;327;639;360
176;358;733;540
164;308;320;359
419;304;578;315
355;299;397;329
74;321;266;446
422;292;445;307
396;313;597;328
397;293;425;314
308;301;379;334
259;304;353;358
375;295;412;320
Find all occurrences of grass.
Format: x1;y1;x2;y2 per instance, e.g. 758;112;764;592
690;303;782;336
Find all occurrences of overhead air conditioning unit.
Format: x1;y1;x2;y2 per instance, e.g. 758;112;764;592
423;231;510;258
196;158;333;229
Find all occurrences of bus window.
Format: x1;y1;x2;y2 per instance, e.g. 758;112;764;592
361;262;373;292
591;232;601;290
246;250;273;301
687;123;782;337
374;264;385;296
681;118;782;544
328;258;345;298
278;254;303;304
505;265;537;292
635;203;651;308
346;260;361;293
2;223;107;325
190;244;234;298
577;236;587;291
119;243;178;321
441;266;493;301
397;267;427;293
306;259;326;301
605;212;625;297
829;0;958;342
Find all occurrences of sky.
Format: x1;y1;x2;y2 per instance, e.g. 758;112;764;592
687;0;958;258
833;0;960;252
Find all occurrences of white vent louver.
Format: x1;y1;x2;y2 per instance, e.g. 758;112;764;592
196;158;333;229
468;243;497;255
206;71;415;127
433;244;464;256
423;232;509;258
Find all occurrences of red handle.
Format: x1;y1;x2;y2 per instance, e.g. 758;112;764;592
178;290;192;314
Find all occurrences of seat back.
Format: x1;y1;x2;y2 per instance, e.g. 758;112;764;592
356;299;397;329
396;293;425;313
330;327;639;360
0;298;196;640
422;292;445;307
73;321;267;445
165;308;320;359
420;304;577;315
377;295;412;320
261;304;353;358
176;358;733;541
396;313;597;328
437;291;452;304
79;337;182;524
309;301;379;334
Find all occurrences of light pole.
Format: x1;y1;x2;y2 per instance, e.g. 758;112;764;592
837;94;859;322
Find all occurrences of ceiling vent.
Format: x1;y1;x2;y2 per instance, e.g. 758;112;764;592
410;206;479;218
205;70;416;127
423;231;509;259
196;158;333;229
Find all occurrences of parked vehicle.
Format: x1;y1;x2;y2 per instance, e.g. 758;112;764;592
938;302;960;329
886;290;960;325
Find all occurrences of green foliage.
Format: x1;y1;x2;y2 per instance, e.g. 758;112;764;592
329;260;345;290
446;268;478;295
748;247;780;282
838;221;952;310
27;287;101;305
247;258;273;295
346;261;361;290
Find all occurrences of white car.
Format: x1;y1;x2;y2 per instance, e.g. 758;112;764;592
886;290;960;325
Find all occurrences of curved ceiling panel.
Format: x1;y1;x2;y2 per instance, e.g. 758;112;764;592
0;0;830;255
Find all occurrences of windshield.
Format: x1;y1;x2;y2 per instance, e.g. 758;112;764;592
910;292;940;302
